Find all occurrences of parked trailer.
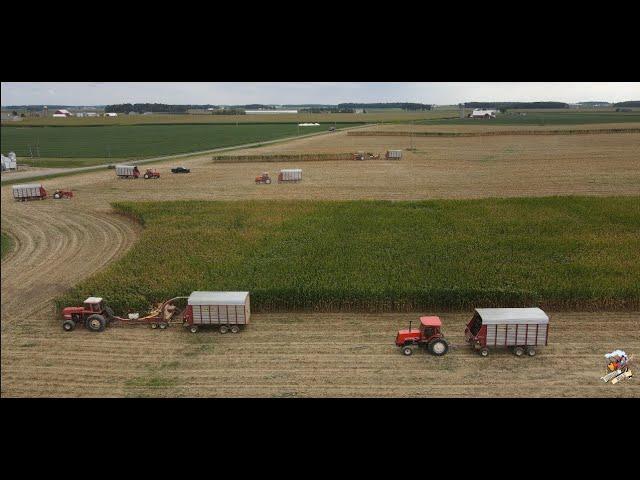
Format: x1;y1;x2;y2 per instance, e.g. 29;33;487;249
278;169;302;183
12;184;47;201
115;165;140;178
183;291;250;333
465;308;549;357
385;150;402;159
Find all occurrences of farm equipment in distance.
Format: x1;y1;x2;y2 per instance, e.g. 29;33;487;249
143;168;160;179
353;152;381;161
53;189;74;199
171;166;190;174
395;316;450;356
255;172;272;184
61;296;188;332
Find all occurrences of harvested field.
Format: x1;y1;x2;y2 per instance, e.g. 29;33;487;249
212;152;356;163
1;309;638;397
348;128;640;137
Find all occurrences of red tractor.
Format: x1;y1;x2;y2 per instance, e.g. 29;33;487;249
53;189;74;199
255;172;272;184
395;316;450;356
61;297;116;332
143;168;160;179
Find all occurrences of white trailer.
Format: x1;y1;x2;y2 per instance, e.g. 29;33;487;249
184;291;251;333
12;183;47;201
115;165;140;178
386;150;402;159
465;308;549;356
278;168;302;183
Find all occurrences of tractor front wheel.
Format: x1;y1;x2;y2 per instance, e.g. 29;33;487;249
402;345;414;356
428;338;449;356
86;314;106;332
62;320;76;332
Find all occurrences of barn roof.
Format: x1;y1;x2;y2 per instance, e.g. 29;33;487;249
475;308;549;325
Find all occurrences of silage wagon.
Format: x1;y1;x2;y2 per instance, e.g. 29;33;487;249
278;169;302;183
465;308;549;356
12;184;48;201
182;291;251;333
115;165;140;179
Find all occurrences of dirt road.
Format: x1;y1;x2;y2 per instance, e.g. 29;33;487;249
1;126;639;397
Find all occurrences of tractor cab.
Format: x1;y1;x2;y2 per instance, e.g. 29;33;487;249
84;297;105;313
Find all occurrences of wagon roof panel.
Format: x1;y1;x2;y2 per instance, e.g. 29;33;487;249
12;184;43;189
475;308;549;324
84;297;103;303
188;291;249;305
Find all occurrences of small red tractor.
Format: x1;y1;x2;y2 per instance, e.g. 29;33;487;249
143;168;160;179
53;189;74;199
255;172;272;184
395;316;450;356
352;152;380;161
61;297;116;332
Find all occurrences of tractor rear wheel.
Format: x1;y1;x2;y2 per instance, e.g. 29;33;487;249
230;325;240;334
159;322;168;329
54;193;61;199
62;320;76;332
480;347;489;357
266;179;271;184
104;305;115;322
144;174;149;179
428;338;449;356
86;314;106;332
219;325;229;334
402;345;414;356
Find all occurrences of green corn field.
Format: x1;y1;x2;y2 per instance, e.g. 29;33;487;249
56;197;640;315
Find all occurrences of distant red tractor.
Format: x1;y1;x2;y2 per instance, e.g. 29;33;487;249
255;172;272;184
53;189;74;199
395;316;450;356
143;168;160;179
61;297;116;332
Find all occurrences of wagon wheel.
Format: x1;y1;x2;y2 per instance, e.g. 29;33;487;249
219;325;229;334
189;325;199;334
159;322;168;329
527;347;537;357
230;325;240;334
151;323;158;329
514;346;524;356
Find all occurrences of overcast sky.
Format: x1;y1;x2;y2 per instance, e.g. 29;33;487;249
1;82;638;105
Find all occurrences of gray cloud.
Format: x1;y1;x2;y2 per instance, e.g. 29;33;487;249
1;82;638;105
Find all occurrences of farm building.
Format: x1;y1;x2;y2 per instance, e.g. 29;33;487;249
104;112;118;117
470;109;497;119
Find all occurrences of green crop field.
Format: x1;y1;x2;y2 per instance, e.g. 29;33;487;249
0;123;358;160
56;197;640;315
416;111;640;126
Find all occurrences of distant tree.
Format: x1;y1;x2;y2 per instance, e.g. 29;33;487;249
12;110;17;116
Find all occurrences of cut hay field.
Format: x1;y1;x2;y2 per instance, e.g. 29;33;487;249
0;123;357;159
56;197;640;315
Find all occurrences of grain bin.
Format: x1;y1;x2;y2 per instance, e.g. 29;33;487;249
385;150;402;159
183;291;251;333
278;168;302;183
12;183;48;201
465;308;549;357
115;165;140;178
